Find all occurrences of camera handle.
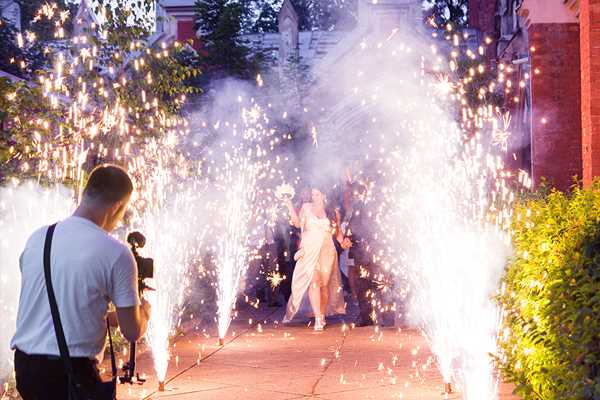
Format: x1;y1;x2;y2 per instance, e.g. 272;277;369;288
119;246;147;386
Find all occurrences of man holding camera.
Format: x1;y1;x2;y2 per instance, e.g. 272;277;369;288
10;164;152;400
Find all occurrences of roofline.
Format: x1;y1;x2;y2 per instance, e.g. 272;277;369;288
0;70;24;82
162;6;196;13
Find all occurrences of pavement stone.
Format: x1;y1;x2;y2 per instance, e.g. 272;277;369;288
107;305;520;400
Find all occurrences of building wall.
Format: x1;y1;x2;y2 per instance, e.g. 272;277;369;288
529;23;582;190
469;0;498;57
495;0;532;174
580;0;600;187
470;0;593;191
177;19;202;51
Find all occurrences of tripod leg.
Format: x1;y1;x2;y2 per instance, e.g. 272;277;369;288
129;342;136;379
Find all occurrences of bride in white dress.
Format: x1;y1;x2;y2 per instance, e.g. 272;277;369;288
283;188;350;330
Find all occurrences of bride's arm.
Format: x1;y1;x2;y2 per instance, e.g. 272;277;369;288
285;199;303;228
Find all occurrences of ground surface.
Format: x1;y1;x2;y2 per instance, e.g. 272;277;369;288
109;304;520;400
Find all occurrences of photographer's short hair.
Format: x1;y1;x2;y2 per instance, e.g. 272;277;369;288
83;165;133;204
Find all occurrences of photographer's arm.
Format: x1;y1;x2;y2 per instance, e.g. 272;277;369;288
110;247;152;342
116;299;151;342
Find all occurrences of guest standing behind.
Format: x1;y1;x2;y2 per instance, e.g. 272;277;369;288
344;183;377;327
11;165;151;400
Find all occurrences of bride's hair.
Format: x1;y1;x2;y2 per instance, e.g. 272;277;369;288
311;185;339;223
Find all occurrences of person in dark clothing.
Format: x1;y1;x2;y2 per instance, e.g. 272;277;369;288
342;182;377;327
275;213;300;302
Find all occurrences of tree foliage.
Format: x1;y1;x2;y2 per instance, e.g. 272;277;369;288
0;17;48;78
424;0;468;28
0;78;64;182
195;0;261;80
0;1;201;182
16;0;77;40
497;183;600;399
292;0;357;31
252;1;280;33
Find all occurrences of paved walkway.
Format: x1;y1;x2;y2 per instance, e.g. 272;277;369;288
113;305;519;400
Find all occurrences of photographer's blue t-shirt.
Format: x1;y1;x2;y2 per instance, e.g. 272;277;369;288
10;216;140;360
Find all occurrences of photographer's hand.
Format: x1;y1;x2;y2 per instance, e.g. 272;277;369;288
141;297;152;322
116;299;152;342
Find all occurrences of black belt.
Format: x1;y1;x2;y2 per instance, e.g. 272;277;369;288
15;348;93;363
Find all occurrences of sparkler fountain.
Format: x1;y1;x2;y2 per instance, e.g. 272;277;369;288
0;2;207;391
215;159;258;345
310;27;526;399
131;172;208;388
0;183;74;388
210;103;276;346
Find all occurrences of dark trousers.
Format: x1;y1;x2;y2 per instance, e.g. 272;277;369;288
256;243;281;306
14;348;101;400
278;235;297;302
356;272;375;323
351;243;376;324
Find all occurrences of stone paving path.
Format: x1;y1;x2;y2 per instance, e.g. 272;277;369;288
112;305;520;400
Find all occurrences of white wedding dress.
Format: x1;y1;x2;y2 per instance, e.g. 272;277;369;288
283;207;345;322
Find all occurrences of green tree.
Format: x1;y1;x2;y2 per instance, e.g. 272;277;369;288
253;1;280;33
292;0;357;31
0;77;65;181
497;184;600;399
0;0;201;183
195;0;260;80
0;17;48;78
424;0;469;28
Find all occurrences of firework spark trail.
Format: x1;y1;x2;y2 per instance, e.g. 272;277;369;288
1;3;204;385
209;104;278;342
0;183;74;384
216;156;258;340
133;179;209;382
310;28;528;399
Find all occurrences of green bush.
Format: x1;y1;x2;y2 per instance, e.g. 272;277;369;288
497;182;600;399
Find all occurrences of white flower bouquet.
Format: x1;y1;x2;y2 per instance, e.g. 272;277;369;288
275;183;295;200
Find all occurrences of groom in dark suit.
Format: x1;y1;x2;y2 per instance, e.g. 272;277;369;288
343;182;377;327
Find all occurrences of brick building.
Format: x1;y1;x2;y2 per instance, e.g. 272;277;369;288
158;0;203;51
469;0;600;191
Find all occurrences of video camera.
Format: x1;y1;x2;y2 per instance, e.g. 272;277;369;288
120;231;154;385
127;231;154;293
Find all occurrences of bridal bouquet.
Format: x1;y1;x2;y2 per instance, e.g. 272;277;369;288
275;183;295;200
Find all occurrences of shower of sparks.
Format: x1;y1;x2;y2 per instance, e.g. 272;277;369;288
492;112;512;152
206;103;285;341
0;2;203;384
312;25;532;400
1;2;541;397
132;178;210;382
0;183;73;384
215;152;260;340
266;271;285;289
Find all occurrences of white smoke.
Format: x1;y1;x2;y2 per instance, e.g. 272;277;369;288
301;27;511;399
0;182;74;385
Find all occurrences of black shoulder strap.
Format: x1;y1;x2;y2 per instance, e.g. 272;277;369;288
43;223;76;377
107;319;117;381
